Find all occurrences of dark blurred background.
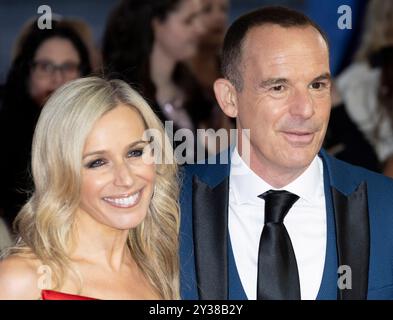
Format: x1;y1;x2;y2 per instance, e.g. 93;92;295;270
0;0;367;83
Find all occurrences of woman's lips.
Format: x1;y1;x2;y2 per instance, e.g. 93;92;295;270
102;190;142;208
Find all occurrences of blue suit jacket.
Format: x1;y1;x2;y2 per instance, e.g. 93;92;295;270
179;149;393;299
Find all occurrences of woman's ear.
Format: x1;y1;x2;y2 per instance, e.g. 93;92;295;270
213;78;239;118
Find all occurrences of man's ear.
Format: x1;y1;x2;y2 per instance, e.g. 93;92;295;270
213;78;239;118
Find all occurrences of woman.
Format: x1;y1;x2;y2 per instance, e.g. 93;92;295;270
188;0;229;99
336;0;393;176
0;19;91;227
187;0;235;153
103;0;213;162
0;77;179;300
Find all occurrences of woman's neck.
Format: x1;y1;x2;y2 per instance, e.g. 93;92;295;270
150;43;186;107
150;42;176;89
71;210;132;272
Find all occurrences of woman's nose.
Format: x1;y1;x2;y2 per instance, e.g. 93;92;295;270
113;162;134;187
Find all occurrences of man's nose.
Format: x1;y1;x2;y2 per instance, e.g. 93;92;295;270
289;89;315;119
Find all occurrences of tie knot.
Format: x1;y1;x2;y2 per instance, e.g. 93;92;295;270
258;190;299;224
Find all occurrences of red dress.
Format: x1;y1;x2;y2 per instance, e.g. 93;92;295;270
41;290;97;300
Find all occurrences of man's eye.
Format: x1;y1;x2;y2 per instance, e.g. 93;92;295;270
127;149;144;158
86;159;106;168
271;85;285;92
311;82;326;89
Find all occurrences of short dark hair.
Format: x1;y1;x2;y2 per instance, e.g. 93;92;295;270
221;6;329;91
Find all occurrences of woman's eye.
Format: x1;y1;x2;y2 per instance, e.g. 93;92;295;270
86;159;106;169
127;149;144;158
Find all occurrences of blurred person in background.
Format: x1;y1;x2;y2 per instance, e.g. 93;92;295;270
103;0;215;162
0;217;12;253
336;0;393;177
0;19;91;227
188;0;229;99
322;82;380;173
60;18;103;73
187;0;234;154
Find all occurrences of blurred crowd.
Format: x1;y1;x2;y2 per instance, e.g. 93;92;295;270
0;0;393;247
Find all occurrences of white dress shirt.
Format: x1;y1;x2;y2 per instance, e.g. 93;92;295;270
228;148;326;300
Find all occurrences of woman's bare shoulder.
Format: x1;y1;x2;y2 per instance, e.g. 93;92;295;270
0;254;43;299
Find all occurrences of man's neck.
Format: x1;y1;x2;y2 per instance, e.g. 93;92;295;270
237;146;309;189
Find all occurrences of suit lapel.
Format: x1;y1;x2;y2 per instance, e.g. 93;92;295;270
319;150;370;300
331;182;370;300
192;175;229;299
191;150;370;300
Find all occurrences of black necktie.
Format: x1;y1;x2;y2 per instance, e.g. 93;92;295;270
257;190;301;300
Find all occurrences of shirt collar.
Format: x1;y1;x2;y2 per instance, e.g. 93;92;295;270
229;147;323;205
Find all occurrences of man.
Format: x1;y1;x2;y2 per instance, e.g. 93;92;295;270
179;6;393;300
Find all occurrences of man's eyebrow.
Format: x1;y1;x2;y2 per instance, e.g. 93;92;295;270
259;78;289;88
259;73;331;88
312;73;331;82
82;139;149;159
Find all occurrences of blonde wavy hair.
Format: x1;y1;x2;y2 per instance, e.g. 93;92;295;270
356;0;393;61
7;77;180;299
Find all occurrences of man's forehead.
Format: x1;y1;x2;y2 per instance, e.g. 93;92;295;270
238;25;329;82
242;24;328;58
